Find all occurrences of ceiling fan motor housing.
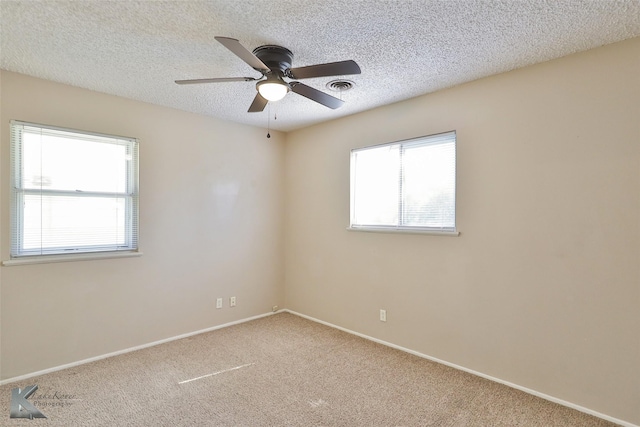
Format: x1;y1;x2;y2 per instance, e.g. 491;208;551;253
252;45;294;74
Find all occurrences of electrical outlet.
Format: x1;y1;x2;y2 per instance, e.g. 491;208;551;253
379;309;387;322
216;298;223;309
230;296;236;307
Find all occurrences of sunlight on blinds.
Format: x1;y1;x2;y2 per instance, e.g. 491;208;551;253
10;121;139;257
350;131;456;232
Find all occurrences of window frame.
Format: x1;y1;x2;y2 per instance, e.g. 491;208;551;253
7;120;140;262
349;131;458;236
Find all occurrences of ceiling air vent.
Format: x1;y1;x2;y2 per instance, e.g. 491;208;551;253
326;79;355;92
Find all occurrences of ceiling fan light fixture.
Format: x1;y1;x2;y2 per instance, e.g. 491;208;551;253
257;79;289;102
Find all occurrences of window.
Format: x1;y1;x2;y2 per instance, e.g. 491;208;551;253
350;131;456;234
10;121;139;259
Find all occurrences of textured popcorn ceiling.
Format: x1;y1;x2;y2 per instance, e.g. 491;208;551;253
1;1;639;132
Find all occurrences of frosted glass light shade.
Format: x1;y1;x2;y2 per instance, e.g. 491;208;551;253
257;81;288;102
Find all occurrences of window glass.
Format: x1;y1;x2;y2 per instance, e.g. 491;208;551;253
350;131;456;233
10;121;139;257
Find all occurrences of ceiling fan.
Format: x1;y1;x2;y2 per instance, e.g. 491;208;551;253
175;37;361;112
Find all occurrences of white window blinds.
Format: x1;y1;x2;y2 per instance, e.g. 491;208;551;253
350;131;456;232
10;121;139;257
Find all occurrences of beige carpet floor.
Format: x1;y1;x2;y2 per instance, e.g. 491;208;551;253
0;312;618;426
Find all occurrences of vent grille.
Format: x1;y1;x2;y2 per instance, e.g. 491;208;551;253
326;79;355;92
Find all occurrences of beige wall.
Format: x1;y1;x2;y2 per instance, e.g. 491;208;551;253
284;37;640;424
0;71;285;379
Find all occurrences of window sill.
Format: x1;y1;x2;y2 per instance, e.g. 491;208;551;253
347;226;460;236
2;251;143;266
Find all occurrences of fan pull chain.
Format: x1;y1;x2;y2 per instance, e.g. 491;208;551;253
266;106;279;139
267;104;271;138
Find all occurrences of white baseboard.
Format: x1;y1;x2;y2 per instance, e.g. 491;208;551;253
284;309;637;427
0;311;276;386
